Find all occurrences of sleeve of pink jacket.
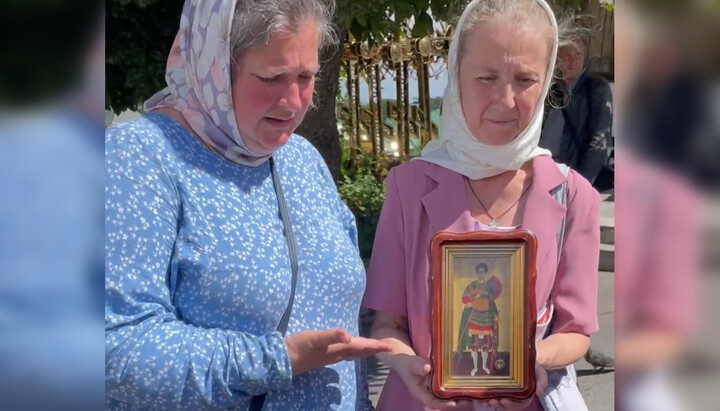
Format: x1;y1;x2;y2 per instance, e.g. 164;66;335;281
551;170;601;336
361;169;407;317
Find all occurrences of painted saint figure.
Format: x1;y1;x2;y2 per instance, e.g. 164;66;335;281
457;262;503;376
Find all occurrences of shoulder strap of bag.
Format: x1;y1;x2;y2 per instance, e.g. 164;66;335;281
542;163;569;341
249;156;299;411
270;156;299;336
541;164;590;411
551;163;570;263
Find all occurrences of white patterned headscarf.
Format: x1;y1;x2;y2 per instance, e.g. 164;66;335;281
144;0;269;167
419;0;558;180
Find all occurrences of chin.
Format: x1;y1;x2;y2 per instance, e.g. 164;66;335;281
258;132;291;154
473;128;519;146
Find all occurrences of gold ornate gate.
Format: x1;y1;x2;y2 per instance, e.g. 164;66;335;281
337;1;614;161
337;29;451;161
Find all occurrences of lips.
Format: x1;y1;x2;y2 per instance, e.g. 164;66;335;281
264;117;294;127
486;119;515;125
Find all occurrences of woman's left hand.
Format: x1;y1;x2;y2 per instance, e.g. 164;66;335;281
471;362;547;410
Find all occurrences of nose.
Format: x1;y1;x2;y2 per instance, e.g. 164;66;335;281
278;80;303;112
493;82;516;109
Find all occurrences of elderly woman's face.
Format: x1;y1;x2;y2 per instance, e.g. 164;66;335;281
459;22;549;146
557;41;586;81
231;20;319;155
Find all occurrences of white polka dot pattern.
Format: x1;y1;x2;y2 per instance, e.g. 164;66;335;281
105;113;371;410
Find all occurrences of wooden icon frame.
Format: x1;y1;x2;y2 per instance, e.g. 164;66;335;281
429;230;538;401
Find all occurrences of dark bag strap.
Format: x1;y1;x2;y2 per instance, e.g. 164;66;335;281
249;157;299;411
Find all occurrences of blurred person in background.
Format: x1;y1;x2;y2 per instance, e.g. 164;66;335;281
614;2;707;410
541;17;617;372
0;1;104;410
540;36;614;191
622;17;719;191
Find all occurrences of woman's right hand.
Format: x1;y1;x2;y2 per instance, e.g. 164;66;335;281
285;328;392;376
392;354;464;410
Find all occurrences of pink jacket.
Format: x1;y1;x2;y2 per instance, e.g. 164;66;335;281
362;156;600;411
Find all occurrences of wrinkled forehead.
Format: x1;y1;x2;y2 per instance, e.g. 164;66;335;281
453;11;556;78
463;21;553;56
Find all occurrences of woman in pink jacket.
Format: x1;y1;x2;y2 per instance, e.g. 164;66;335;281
362;0;600;410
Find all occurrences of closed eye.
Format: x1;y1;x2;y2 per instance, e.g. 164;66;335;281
298;73;315;82
475;76;497;82
255;74;281;83
517;77;539;86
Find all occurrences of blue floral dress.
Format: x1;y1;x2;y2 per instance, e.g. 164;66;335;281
105;113;370;410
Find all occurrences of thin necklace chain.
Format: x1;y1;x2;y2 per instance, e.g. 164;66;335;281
465;176;533;227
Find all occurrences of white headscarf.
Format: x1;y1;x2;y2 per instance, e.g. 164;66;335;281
419;0;559;180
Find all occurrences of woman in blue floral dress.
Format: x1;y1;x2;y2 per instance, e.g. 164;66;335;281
104;1;389;409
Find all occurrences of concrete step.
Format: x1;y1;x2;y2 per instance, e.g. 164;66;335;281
599;243;614;272
599;194;614;247
601;218;614;245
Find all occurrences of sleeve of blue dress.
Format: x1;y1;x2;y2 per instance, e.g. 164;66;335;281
313;152;374;411
104;127;293;410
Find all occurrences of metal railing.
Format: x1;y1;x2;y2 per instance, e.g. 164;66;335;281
337;2;614;161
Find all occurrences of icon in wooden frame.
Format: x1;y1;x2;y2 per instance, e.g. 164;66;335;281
429;230;538;401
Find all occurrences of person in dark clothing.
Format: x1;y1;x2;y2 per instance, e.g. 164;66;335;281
623;38;719;191
541;39;614;188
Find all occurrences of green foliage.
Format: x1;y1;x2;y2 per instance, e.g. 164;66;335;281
599;0;614;12
337;140;389;258
412;11;435;37
549;0;614;12
106;0;183;113
105;0;466;113
430;97;443;111
337;0;470;44
105;0;592;121
412;96;443;111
